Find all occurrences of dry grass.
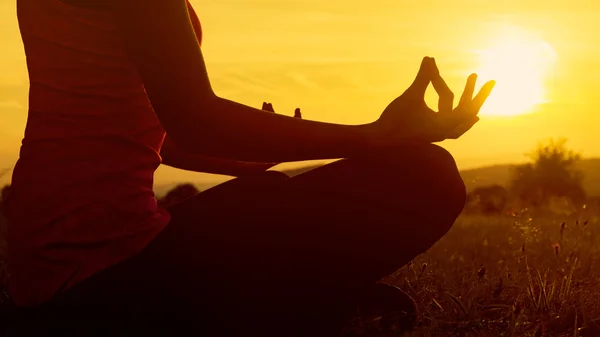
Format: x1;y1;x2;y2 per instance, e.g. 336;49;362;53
383;208;600;337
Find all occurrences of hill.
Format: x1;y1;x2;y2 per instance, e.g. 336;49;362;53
461;157;600;197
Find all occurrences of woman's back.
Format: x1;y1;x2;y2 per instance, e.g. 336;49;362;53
7;0;202;306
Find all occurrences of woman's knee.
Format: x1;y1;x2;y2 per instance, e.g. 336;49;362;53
419;144;466;202
415;144;465;216
349;145;466;273
371;143;466;218
411;145;466;241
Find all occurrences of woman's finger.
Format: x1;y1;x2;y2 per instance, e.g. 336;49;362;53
446;116;480;139
406;56;433;99
437;111;469;129
430;58;454;114
472;80;496;113
459;73;477;106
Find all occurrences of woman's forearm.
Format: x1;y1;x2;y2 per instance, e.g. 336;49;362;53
160;136;277;176
161;152;277;177
174;96;375;163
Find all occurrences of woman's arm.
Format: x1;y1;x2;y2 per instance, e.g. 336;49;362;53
110;0;375;163
160;103;295;176
160;135;277;177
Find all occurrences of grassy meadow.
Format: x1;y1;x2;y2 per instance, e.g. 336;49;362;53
386;209;600;337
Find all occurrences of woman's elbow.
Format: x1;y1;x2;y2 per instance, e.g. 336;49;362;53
164;129;213;156
156;100;219;154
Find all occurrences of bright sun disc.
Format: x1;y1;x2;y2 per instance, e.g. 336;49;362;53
475;27;557;117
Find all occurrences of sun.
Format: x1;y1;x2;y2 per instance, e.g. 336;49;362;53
474;26;557;117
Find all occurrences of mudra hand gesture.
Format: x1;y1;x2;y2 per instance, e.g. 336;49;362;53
370;56;496;145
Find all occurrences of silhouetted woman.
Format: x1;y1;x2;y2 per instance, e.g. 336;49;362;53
6;0;494;336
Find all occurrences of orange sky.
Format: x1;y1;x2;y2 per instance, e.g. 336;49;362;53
1;0;599;186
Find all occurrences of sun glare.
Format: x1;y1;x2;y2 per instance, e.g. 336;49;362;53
474;26;557;117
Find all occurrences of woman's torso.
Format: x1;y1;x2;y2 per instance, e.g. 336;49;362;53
7;0;203;306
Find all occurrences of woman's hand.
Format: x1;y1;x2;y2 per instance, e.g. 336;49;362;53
370;56;495;145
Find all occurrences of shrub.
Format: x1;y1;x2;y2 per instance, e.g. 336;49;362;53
510;139;585;209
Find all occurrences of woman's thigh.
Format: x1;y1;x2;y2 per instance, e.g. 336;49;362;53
136;145;464;313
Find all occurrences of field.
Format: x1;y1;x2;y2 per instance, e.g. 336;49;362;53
384;209;600;337
2;196;600;336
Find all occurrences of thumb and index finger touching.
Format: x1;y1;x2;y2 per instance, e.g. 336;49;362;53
408;57;454;112
407;56;435;98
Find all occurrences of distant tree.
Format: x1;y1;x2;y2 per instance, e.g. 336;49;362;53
0;169;9;205
0;185;9;210
466;184;509;215
157;183;200;208
510;139;585;208
0;185;7;214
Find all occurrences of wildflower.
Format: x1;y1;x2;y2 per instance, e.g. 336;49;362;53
477;266;486;279
552;242;562;256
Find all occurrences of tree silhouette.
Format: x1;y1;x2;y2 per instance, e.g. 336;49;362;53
0;185;9;210
510;139;585;208
157;183;199;208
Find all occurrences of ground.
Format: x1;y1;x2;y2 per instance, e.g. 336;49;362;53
379;209;600;337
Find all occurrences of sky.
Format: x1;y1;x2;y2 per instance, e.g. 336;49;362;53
1;0;599;186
